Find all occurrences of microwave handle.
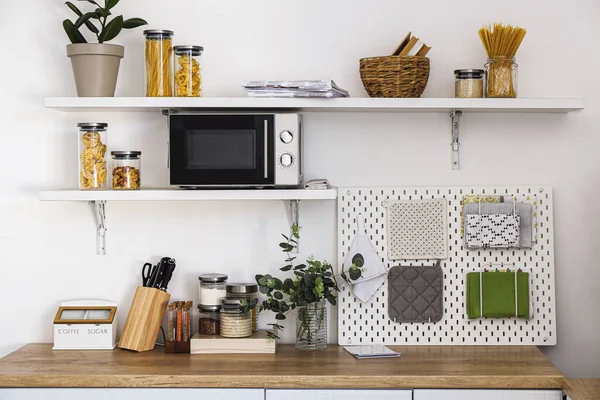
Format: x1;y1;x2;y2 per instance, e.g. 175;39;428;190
264;119;268;179
167;140;170;168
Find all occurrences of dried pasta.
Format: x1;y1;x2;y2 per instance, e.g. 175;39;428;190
112;166;140;190
80;132;107;189
175;54;201;97
145;38;173;97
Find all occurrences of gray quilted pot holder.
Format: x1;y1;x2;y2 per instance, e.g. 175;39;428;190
388;263;443;323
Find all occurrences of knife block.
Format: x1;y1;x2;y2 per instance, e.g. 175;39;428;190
119;286;170;352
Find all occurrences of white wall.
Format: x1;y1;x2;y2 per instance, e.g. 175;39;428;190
0;0;598;378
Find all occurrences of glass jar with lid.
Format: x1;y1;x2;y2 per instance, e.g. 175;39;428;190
220;299;252;338
173;45;203;97
198;274;228;307
198;304;221;335
111;151;141;190
485;56;518;98
454;69;484;98
226;283;258;332
144;29;174;97
78;123;108;190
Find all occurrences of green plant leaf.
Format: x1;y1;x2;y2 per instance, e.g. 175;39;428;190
99;14;123;43
294;264;306;270
280;265;292;272
76;0;101;6
294;271;305;278
63;19;87;43
106;0;120;10
122;17;147;29
283;278;294;291
326;294;337;306
259;285;269;295
266;331;280;340
274;292;283;300
93;8;111;19
275;313;286;320
74;11;97;29
255;274;264;283
65;1;83;16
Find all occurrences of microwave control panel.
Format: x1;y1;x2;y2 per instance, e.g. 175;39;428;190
274;114;302;187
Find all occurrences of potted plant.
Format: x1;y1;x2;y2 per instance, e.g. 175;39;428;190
63;0;148;97
256;225;363;351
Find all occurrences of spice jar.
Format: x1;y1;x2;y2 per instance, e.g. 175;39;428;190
144;29;174;97
78;123;108;190
454;69;484;98
485;56;518;98
220;299;252;338
111;151;141;190
173;45;203;97
198;274;228;307
198;305;221;335
226;283;258;332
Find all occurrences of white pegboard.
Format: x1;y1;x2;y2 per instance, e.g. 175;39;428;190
337;186;556;346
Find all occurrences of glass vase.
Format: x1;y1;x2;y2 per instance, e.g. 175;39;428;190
485;56;518;98
295;300;327;351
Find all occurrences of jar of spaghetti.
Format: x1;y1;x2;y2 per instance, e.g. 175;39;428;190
143;29;174;97
111;151;141;190
173;45;203;97
485;56;518;98
226;283;258;332
78;123;108;190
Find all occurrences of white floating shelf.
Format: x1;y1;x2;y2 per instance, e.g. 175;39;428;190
44;97;584;113
39;188;338;202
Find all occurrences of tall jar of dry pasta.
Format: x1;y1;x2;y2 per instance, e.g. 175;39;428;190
144;29;174;97
78;123;108;190
173;45;203;97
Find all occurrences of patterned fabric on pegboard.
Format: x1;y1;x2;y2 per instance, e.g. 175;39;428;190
383;199;448;260
465;214;521;249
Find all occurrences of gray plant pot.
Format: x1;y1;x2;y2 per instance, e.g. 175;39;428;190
67;43;125;97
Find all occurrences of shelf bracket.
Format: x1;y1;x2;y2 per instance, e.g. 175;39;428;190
90;200;107;256
286;200;300;253
451;110;463;170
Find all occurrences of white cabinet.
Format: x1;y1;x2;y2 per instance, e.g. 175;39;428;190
266;389;412;400
0;389;264;400
414;389;563;400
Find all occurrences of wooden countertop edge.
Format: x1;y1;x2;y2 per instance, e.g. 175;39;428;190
0;375;565;389
563;378;600;400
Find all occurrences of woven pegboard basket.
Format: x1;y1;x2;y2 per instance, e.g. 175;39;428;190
359;56;430;98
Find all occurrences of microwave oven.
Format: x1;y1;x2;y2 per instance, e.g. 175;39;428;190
168;113;302;188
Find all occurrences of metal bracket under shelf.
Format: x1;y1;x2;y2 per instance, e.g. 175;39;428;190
451;110;463;170
89;200;107;256
285;200;300;253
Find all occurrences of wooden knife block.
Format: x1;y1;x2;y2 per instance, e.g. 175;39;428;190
119;286;170;352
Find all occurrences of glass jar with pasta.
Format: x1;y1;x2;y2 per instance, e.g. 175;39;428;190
144;29;174;97
78;123;108;190
111;151;141;190
173;45;203;97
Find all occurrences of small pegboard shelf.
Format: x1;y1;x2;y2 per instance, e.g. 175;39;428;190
337;186;556;346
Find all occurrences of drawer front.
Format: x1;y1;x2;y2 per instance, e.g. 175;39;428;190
266;389;412;400
0;389;264;400
414;389;563;400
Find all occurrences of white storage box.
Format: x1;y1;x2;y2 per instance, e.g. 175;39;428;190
53;300;118;350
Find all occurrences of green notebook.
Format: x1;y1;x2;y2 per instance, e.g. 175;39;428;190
466;272;530;319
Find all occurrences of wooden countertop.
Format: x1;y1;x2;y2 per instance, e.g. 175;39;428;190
564;379;600;400
0;344;564;389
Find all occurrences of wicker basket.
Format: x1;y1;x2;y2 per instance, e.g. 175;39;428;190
359;56;430;98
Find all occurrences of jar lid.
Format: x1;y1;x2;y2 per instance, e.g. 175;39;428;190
221;298;247;312
454;69;484;79
226;283;258;294
144;29;174;37
199;273;228;283
111;151;141;159
77;122;108;129
174;45;204;56
198;304;221;311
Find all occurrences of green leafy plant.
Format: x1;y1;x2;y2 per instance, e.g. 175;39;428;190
256;224;364;340
63;0;148;44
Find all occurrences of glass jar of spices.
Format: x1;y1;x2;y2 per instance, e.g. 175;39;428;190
485;56;518;98
198;304;221;335
226;283;258;332
198;274;228;307
111;151;141;190
173;45;203;97
220;299;252;338
78;123;108;190
454;69;484;98
144;29;174;97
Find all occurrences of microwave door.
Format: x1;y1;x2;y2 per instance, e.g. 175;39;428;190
169;115;275;187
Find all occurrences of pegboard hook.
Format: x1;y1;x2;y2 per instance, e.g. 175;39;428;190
451;110;463;170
